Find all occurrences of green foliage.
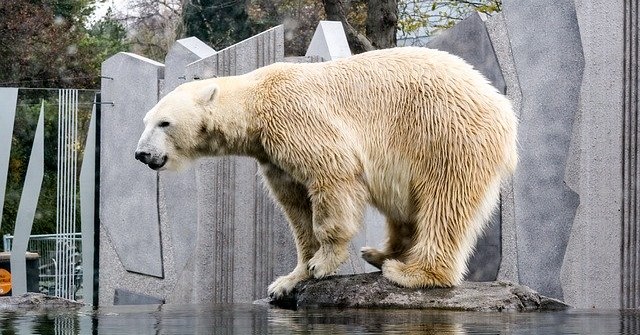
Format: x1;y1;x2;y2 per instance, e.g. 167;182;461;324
81;11;130;77
1;92;59;242
1;90;95;248
0;0;123;249
182;0;269;50
0;0;128;88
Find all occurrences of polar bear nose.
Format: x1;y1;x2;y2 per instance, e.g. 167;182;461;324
135;151;152;164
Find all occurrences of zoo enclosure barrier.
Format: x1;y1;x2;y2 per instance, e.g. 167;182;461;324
0;88;99;304
3;233;83;300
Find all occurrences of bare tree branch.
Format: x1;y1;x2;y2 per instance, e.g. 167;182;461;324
322;0;374;52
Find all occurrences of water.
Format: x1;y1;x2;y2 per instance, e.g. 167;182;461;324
0;304;638;334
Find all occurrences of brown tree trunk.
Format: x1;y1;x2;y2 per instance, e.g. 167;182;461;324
322;0;375;53
366;0;398;49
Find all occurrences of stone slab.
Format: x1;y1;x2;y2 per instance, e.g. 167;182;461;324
619;1;640;310
186;25;284;79
263;272;569;311
100;52;165;278
560;0;626;309
164;37;216;93
184;26;295;303
0;88;17;231
427;12;506;93
0;293;82;310
502;0;584;299
305;21;351;60
465;214;501;281
113;289;165;305
10;103;44;295
160;37;215;289
484;12;523;284
98;223;168;306
79;102;96;304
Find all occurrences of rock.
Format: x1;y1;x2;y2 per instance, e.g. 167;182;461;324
260;272;570;311
0;293;83;310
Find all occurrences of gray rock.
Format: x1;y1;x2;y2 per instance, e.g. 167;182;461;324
0;293;83;310
502;0;584;300
261;272;569;312
426;12;506;94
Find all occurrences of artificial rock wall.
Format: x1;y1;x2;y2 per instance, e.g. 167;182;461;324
489;0;638;308
99;1;639;309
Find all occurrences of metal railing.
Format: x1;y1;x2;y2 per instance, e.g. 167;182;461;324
3;233;83;300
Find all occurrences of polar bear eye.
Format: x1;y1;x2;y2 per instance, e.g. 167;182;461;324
158;121;170;128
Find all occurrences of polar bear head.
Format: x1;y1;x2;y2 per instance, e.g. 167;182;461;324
135;80;230;171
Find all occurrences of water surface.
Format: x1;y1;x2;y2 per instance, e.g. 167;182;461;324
0;304;638;334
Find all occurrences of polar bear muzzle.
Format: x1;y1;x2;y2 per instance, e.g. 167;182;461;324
134;150;167;170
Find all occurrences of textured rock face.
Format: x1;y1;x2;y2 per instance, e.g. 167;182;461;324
261;272;570;312
0;293;83;310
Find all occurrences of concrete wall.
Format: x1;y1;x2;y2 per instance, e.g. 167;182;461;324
488;0;637;308
99;27;296;305
99;3;639;308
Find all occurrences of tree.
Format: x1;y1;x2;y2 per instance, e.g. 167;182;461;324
248;0;324;56
323;0;397;53
397;0;502;45
323;0;501;52
122;0;501;58
0;0;128;88
117;0;182;61
83;10;131;77
181;0;267;51
0;1;127;246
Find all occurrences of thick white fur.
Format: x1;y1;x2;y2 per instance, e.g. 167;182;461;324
136;47;518;298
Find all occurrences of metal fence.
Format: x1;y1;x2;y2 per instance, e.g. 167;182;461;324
3;233;83;300
0;88;97;304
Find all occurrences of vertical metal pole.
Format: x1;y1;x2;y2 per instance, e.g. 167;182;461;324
93;92;101;306
56;90;62;298
71;89;78;300
54;90;66;297
57;88;77;300
64;88;69;299
63;88;69;300
67;89;72;300
63;89;67;298
56;90;61;296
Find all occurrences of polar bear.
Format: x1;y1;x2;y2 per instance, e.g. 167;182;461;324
135;47;518;299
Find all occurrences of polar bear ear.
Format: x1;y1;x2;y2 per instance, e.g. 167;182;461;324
197;83;219;103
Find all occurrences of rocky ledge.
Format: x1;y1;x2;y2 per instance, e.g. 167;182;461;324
0;293;83;310
259;272;570;312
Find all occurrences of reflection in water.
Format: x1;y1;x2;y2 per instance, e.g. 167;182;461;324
0;304;637;334
267;308;465;334
1;311;18;335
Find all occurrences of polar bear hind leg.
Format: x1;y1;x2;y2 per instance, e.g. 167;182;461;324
361;218;415;269
382;174;502;288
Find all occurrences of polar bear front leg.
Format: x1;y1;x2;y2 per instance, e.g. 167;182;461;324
260;164;318;298
307;179;367;278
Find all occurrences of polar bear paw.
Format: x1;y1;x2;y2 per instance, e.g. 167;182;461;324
382;259;457;288
307;246;345;279
268;267;310;299
360;246;387;269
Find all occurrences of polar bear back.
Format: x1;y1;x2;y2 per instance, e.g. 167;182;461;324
250;47;517;221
